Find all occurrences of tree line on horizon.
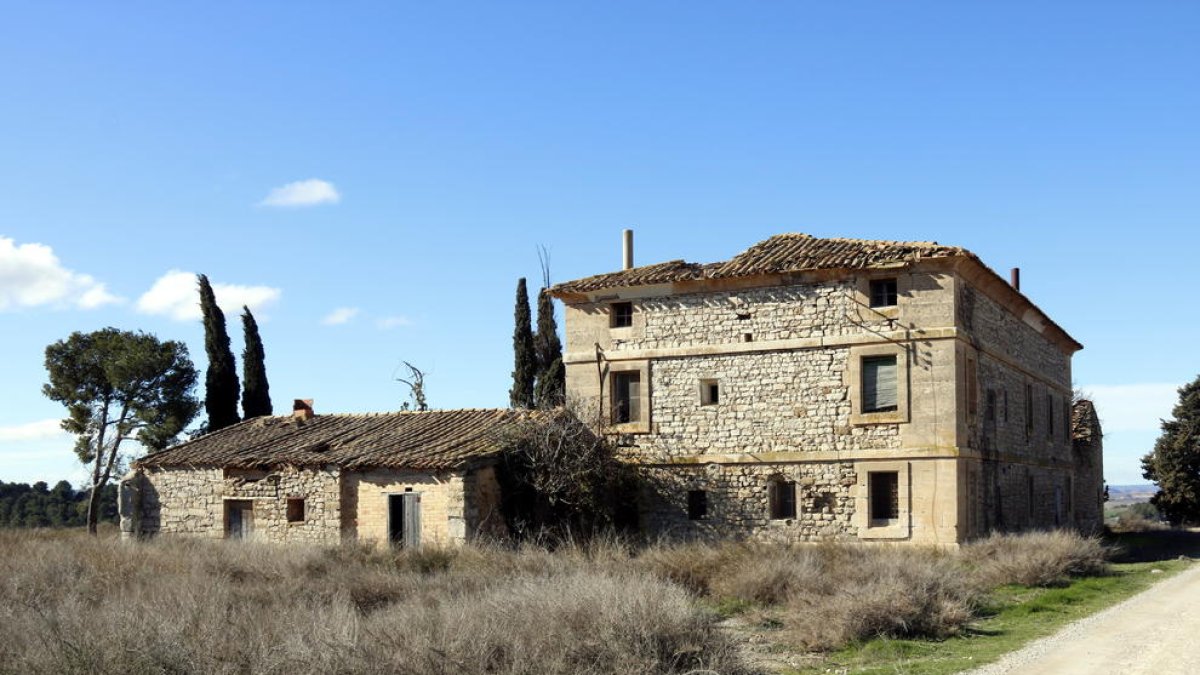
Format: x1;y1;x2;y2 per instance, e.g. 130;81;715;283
0;480;117;529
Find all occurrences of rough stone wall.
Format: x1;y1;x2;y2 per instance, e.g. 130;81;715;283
961;460;1082;537
464;465;508;542
1071;409;1105;534
626;350;900;461
959;284;1070;389
639;462;859;542
130;465;342;544
344;469;464;547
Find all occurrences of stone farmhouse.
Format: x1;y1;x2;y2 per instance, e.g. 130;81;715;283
120;403;512;546
548;232;1104;545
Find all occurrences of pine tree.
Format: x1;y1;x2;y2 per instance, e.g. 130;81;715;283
1142;374;1200;525
240;306;273;419
509;278;537;409
198;274;241;431
534;288;564;408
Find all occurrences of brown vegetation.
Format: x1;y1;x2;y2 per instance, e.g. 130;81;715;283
0;529;1112;673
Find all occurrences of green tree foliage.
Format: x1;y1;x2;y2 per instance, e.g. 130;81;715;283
43;328;199;533
198;274;241;430
240;306;273;419
1142;374;1200;525
0;480;117;528
509;278;537;409
534;288;565;409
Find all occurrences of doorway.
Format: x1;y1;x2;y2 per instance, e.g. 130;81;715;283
387;493;421;548
225;500;254;539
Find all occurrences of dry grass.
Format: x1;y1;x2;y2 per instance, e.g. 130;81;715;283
962;530;1111;587
0;531;742;675
0;528;1113;672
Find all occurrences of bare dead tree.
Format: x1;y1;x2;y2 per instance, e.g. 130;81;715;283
395;361;429;412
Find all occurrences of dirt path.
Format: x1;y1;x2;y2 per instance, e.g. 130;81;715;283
969;560;1200;675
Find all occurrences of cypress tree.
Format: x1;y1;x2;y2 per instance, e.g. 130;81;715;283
509;278;536;409
240;306;273;419
198;274;241;430
534;288;565;408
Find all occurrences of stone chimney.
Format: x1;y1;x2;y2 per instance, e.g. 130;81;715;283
622;228;634;270
1010;267;1021;291
293;399;314;421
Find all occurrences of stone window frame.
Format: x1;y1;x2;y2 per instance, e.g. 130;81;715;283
606;359;651;434
855;273;907;320
767;475;797;520
609;301;634;329
853;460;911;540
848;344;910;426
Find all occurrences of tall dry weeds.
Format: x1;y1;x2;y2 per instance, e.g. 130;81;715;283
962;530;1111;587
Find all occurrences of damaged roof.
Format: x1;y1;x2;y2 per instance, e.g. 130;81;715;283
136;408;521;471
549;233;971;295
1071;399;1102;445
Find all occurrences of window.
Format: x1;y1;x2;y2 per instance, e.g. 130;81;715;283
868;472;899;523
700;379;720;406
1004;389;1009;422
1046;393;1055;439
985;390;996;424
286;497;305;523
869;278;898;308
966;357;978;417
610;302;633;328
1025;383;1034;437
1064;399;1072;444
768;478;796;520
862;355;898;413
611;371;641;424
687;490;707;520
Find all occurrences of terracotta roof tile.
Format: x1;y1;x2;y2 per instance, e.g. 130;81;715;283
550;233;971;295
136;409;521;471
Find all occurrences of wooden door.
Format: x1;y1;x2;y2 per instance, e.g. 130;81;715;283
225;500;254;539
388;493;421;548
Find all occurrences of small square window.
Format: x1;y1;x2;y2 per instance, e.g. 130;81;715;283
700;379;720;406
869;278;898;308
610;302;633;328
286;497;305;523
687;490;708;520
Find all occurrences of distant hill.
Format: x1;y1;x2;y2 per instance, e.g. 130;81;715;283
1108;484;1156;503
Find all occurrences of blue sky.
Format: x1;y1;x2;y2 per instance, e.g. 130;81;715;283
1;2;1197;487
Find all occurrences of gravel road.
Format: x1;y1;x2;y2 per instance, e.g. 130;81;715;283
968;560;1200;675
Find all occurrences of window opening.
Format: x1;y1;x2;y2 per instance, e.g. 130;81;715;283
687;490;708;520
286;497;305;523
768;478;796;520
611;371;641;424
869;278;898;308
610;302;633;328
862;355;898;413
700;379;720;406
868;472;900;523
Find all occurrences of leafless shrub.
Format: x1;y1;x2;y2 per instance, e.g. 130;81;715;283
962;530;1111;587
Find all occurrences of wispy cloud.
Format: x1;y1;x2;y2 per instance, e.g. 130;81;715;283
322;307;361;326
258;179;340;208
0;237;122;311
136;270;281;321
1082;383;1179;433
376;316;413;330
0;419;69;443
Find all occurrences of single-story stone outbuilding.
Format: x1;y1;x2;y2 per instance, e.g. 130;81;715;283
120;402;514;547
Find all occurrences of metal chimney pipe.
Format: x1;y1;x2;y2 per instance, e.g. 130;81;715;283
1010;267;1021;291
622;229;634;270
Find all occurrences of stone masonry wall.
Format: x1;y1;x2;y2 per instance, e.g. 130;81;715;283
133;465;342;544
626;350;900;461
344;469;465;548
640;462;859;542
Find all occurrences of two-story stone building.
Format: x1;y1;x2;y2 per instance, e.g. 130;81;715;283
548;232;1104;545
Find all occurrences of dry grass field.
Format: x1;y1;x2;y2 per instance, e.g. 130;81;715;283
0;528;1111;675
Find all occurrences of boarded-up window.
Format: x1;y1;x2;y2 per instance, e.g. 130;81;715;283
869;472;900;522
862;355;898;413
286;497;305;523
869;278;898;308
610;302;633;328
687;490;707;520
768;478;796;520
612;371;641;424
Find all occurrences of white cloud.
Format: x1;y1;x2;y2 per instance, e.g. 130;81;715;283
1082;383;1179;433
322;307;360;326
258;178;340;208
0;237;122;311
0;419;69;443
376;316;412;329
136;270;281;321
